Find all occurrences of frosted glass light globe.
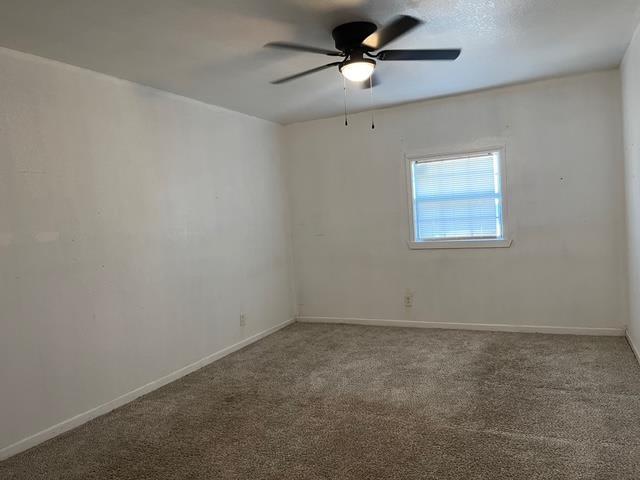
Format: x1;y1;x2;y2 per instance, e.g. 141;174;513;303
340;59;375;82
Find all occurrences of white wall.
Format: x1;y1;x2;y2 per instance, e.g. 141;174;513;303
0;45;631;459
286;70;627;334
623;23;640;351
0;47;295;455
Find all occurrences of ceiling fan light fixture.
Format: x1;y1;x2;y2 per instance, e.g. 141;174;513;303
266;16;461;86
339;58;376;82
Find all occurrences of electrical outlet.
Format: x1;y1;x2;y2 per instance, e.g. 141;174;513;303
404;292;414;308
239;313;247;327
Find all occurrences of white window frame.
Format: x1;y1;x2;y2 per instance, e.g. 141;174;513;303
405;146;512;250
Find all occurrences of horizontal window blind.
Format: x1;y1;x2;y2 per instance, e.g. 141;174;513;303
411;152;504;241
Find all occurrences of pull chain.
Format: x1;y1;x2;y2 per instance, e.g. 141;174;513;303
370;75;375;129
343;76;349;126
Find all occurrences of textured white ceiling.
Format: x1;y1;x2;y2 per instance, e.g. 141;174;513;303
1;0;639;124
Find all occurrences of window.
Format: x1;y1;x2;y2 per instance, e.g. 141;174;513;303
406;148;511;249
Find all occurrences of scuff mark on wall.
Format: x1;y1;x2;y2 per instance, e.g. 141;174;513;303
34;232;60;243
0;233;13;247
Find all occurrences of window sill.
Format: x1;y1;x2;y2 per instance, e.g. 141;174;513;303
408;238;513;250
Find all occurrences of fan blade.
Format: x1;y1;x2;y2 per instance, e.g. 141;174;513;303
355;72;381;89
377;49;461;61
270;62;341;84
264;42;342;56
362;15;422;50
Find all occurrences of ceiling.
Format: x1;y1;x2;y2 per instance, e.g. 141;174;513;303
1;0;639;124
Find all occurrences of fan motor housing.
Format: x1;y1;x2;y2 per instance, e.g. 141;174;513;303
332;21;377;52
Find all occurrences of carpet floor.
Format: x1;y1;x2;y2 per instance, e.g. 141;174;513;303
2;323;640;479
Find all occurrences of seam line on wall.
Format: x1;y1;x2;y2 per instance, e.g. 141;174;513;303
626;330;640;364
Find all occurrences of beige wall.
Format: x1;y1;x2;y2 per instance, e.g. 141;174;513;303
0;47;295;455
623;23;640;351
286;70;628;334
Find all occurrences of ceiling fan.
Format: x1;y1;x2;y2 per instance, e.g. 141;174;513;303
265;15;461;86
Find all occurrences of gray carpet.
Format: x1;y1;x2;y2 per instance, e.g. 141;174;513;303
2;323;640;479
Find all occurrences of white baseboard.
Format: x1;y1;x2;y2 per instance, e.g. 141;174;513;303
297;316;625;336
0;318;294;461
626;330;640;364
